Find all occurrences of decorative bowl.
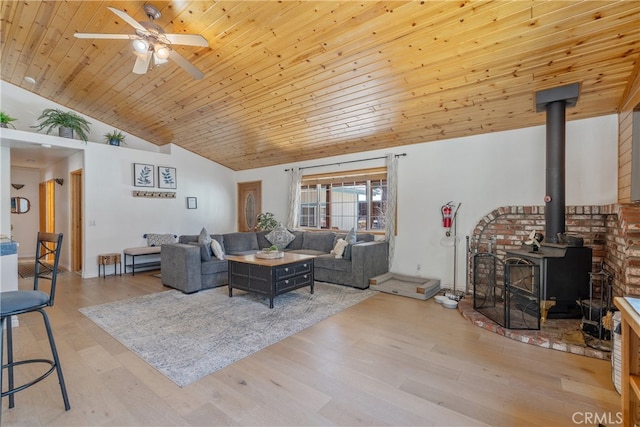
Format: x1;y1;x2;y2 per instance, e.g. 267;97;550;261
255;250;284;259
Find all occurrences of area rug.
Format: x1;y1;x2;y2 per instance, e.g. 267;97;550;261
18;259;64;279
79;282;376;387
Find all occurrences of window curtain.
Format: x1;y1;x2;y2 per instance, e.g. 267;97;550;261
287;166;302;229
385;153;398;270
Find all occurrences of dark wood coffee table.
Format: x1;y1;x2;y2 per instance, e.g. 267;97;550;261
226;252;315;308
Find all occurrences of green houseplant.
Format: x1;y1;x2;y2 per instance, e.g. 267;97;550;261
0;111;17;129
33;108;91;142
256;212;278;232
104;129;125;146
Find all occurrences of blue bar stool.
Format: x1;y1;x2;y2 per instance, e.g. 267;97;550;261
0;232;70;421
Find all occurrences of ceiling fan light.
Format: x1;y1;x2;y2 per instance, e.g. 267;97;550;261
153;53;169;65
132;38;149;53
155;45;170;59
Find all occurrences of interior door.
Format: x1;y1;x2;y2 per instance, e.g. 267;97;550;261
237;181;261;232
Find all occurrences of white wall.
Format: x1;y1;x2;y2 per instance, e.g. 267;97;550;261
1;146;11;237
83;142;235;278
9;167;40;257
237;114;619;292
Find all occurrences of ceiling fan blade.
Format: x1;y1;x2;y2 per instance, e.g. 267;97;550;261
168;50;204;80
165;34;209;47
74;33;133;40
107;6;148;34
133;51;152;74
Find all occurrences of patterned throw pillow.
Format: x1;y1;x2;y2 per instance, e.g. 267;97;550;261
146;233;177;246
198;227;212;255
265;223;296;250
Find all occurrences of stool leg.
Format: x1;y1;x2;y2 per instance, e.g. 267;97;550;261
39;309;70;411
6;315;15;409
0;316;3;423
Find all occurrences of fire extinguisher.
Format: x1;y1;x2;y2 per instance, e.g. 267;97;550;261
441;202;454;229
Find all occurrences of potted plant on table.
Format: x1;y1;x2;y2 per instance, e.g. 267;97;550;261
0;111;17;128
104;129;125;146
33;108;91;142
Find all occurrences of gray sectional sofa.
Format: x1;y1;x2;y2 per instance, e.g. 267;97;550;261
160;230;388;294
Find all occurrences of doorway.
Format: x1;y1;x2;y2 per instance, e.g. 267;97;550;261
237;181;262;232
39;180;55;233
71;169;83;273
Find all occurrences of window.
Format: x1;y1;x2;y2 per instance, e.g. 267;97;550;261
300;167;387;232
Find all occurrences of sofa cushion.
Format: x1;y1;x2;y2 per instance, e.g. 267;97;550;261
256;231;272;250
287;249;327;256
286;231;304;250
301;232;336;253
344;240;369;260
201;258;228;275
178;235;198;244
266;223;296;250
314;254;353;272
188;242;211;262
223;232;259;254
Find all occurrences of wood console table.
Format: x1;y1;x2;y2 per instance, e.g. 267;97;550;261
614;296;640;426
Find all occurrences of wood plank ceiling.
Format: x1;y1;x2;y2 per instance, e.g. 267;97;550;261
2;1;640;171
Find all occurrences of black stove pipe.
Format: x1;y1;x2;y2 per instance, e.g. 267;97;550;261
544;100;567;244
535;83;580;244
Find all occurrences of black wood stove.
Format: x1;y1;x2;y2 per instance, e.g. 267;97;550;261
507;243;592;319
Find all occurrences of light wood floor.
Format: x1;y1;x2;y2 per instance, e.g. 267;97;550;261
2;271;621;426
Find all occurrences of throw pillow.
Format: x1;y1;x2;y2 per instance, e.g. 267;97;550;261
198;227;212;255
188;242;211;262
330;238;348;259
146;233;176;246
210;239;225;260
341;227;358;259
343;240;366;260
265;223;296;250
345;227;357;244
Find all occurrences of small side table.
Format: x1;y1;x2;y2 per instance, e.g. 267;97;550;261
98;253;122;278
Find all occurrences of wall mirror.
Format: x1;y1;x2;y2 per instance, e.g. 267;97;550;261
11;197;30;214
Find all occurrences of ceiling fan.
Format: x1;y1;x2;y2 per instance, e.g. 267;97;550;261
74;4;208;79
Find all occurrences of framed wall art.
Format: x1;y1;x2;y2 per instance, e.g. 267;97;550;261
133;163;154;187
158;166;177;189
187;197;197;209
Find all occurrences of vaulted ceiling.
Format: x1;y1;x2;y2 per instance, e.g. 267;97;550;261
2;1;640;171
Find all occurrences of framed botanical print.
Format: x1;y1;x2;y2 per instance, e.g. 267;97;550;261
158;166;177;189
133;163;154;187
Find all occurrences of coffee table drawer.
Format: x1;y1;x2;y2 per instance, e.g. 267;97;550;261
275;261;312;280
276;273;313;293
